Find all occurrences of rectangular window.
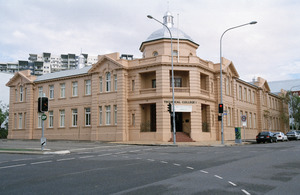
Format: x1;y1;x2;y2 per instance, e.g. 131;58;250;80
49;111;53;128
172;77;182;87
99;106;103;125
99;76;103;93
114;105;117;125
248;90;251;102
106;72;111;92
253;113;256;128
132;114;135;126
72;82;78;97
114;75;117;91
245;112;248;127
131;80;135;91
243;88;247;101
252;90;255;103
15;89;18;102
227;108;231;126
18;113;23;129
24;88;27;101
60;110;65;127
85;108;91;126
38;113;42;128
60;83;65;98
249;112;252;128
240;110;243;126
49;85;54;99
85;80;91;95
72;109;78;127
24;112;26;129
19;86;23;102
105;106;111;125
39;87;43;97
239;86;242;100
152;79;156;88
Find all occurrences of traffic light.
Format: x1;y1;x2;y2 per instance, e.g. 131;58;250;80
167;103;172;113
218;103;223;113
38;97;48;112
218;115;222;121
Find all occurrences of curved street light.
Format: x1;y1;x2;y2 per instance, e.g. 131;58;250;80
220;21;257;145
147;15;176;144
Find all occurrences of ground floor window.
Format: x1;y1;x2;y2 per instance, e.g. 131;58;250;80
85;108;91;126
140;104;156;132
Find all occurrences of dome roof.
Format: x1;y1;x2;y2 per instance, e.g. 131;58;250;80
145;11;196;44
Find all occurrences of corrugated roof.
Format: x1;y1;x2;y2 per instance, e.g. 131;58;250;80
268;79;300;93
35;66;91;82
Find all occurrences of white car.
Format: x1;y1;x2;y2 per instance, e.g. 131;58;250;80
273;132;288;141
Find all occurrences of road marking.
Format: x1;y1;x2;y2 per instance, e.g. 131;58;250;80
79;155;94;159
98;153;112;157
228;181;237;186
115;151;126;154
12;158;33;162
242;189;251;195
57;158;75;162
173;163;181;166
144;148;152;151
161;161;168;164
129;150;140;152
200;170;208;174
214;175;223;179
186;166;194;170
0;164;26;169
31;160;52;165
147;159;155;162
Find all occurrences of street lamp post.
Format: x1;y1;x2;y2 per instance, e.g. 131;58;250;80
220;21;257;145
147;15;176;144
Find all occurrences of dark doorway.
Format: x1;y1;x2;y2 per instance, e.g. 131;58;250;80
171;112;183;132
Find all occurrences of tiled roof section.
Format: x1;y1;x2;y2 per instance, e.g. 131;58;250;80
268;79;300;93
35;66;92;82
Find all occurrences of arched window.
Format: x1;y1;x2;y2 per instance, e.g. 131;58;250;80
153;51;158;56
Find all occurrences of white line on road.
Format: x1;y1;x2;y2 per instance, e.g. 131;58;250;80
200;170;208;174
147;159;155;162
186;166;194;170
79;156;94;159
57;158;75;162
12;158;33;162
161;161;168;164
129;150;141;152
0;164;26;169
242;189;251;195
214;175;223;179
115;151;126;154
228;181;237;186
31;161;52;165
173;163;181;166
98;153;112;157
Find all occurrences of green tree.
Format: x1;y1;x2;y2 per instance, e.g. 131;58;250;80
0;101;9;129
282;91;300;130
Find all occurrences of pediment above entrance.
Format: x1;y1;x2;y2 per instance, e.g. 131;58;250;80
88;54;126;74
6;70;35;87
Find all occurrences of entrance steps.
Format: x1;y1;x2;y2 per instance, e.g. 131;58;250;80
169;132;194;142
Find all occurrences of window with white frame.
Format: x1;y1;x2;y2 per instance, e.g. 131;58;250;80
114;105;117;125
49;85;54;99
60;110;65;127
18;113;23;129
249;112;252;128
105;105;111;125
38;113;42;128
114;75;117;91
19;86;23;102
99;106;103;125
253;113;256;128
38;87;43;97
60;83;65;98
106;72;111;92
85;80;91;95
99;76;103;93
85;108;91;126
72;109;78;127
72;82;78;97
49;111;53;128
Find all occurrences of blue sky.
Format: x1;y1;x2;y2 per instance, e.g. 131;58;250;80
0;0;300;82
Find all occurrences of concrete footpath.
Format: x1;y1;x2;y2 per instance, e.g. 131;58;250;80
0;139;255;155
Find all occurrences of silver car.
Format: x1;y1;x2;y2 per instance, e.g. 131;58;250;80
286;131;300;140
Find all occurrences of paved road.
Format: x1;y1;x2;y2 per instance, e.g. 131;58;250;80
1;141;300;194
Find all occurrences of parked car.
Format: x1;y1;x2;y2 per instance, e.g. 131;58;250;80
286;131;300;140
273;132;288;142
256;132;277;143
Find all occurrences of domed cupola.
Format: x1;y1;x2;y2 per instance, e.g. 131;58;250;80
140;11;199;58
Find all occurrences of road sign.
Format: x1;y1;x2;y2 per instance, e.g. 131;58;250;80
241;115;247;127
41;113;47;121
41;137;46;146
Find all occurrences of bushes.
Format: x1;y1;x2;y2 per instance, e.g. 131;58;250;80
0;129;8;139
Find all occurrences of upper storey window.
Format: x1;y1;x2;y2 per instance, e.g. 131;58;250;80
19;86;23;102
153;51;158;56
38;87;43;97
106;72;111;92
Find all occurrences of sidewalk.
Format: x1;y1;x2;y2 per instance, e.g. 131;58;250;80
0;139;255;155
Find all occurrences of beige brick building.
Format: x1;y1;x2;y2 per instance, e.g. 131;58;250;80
6;12;289;142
